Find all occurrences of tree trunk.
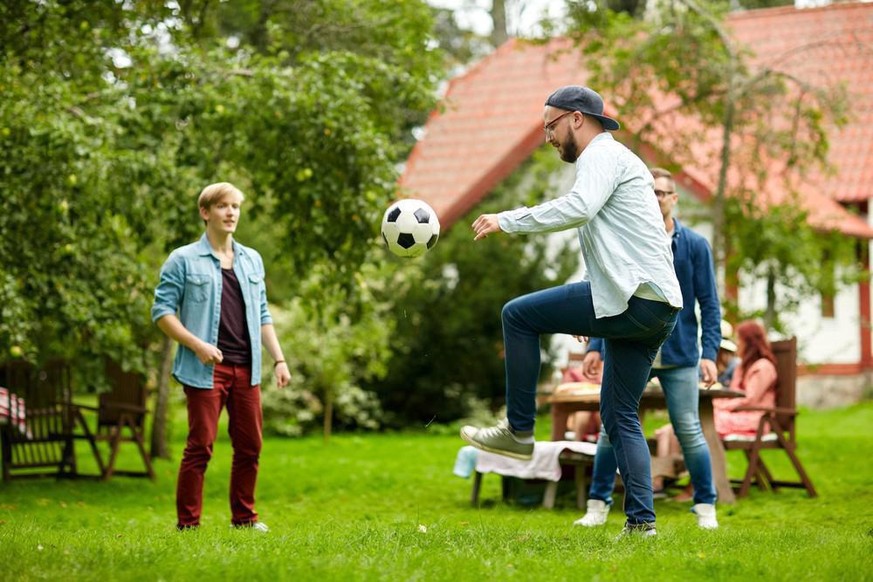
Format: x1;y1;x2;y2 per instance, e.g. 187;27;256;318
712;86;734;295
490;0;508;47
607;0;643;17
251;0;277;53
323;387;333;444
150;335;174;459
683;0;737;297
765;265;777;329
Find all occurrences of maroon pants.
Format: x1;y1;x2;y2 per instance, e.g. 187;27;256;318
177;364;262;528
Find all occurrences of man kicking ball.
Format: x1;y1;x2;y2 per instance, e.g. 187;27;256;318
462;86;682;538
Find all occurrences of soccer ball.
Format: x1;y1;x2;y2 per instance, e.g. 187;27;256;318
381;199;441;258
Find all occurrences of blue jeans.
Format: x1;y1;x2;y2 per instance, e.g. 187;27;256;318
589;366;717;508
501;281;678;526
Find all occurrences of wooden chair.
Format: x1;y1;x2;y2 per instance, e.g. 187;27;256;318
76;361;155;480
1;360;100;481
723;337;818;498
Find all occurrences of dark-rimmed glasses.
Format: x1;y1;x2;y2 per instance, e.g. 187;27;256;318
654;189;675;199
543;110;574;136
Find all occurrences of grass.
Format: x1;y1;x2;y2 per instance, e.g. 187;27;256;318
1;401;872;581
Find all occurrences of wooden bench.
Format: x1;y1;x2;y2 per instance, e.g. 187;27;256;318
0;360;101;481
470;448;595;509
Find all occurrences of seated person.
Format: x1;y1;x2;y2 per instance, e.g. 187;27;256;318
556;355;601;442
651;422;684;497
651;320;763;495
717;320;739;386
713;320;778;439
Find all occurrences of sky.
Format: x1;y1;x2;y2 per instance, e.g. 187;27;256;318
427;0;569;37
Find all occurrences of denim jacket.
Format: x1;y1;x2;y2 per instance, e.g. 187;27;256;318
151;234;273;389
588;219;721;367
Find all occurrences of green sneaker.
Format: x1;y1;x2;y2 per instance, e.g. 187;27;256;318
460;419;534;460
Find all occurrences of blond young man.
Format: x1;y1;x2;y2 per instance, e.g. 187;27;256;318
152;182;290;531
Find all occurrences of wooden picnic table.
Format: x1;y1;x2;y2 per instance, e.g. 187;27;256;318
547;383;744;504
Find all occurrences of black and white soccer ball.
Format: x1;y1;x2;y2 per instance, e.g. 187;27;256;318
380;199;441;258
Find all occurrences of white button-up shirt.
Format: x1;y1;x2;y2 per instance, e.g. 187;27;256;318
497;132;683;318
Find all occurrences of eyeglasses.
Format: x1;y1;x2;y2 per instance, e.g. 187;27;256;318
543;110;574;136
654;189;675;199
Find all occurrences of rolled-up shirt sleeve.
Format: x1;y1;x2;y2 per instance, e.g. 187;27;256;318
151;252;184;322
498;145;620;234
257;257;273;326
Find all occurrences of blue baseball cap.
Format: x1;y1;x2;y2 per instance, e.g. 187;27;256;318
545;85;620;131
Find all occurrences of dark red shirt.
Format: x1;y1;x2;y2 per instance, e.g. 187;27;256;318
218;268;251;366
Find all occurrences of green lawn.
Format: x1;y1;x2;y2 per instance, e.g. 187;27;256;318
1;402;872;581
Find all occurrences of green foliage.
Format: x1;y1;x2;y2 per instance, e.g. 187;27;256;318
366;148;579;426
0;0;443;385
729;0;794;8
261;263;395;437
724;194;862;330
0;402;872;580
565;0;741;156
0;26;166;369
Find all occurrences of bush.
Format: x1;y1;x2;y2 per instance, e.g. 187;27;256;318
261;264;394;437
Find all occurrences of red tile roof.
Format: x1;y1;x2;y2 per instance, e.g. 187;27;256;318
729;3;873;205
400;3;873;238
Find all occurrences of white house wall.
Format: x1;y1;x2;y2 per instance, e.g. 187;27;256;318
736;273;861;365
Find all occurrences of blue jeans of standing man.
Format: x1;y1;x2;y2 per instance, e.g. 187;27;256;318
589;365;717;507
501;281;678;526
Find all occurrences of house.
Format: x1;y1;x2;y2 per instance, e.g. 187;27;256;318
399;2;873;407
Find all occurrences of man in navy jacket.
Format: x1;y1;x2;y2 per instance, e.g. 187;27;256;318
575;167;722;530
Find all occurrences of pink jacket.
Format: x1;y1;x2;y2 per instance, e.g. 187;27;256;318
714;358;777;438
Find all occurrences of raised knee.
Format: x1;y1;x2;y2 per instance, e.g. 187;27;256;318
501;299;519;322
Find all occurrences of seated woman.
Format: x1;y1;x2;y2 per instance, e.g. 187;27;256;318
652;320;776;496
713;320;778;439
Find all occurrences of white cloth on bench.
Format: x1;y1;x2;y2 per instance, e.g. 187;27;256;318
455;440;597;482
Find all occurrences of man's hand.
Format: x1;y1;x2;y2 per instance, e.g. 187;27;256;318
472;214;502;241
582;351;603;379
194;341;223;365
274;362;291;389
700;358;718;387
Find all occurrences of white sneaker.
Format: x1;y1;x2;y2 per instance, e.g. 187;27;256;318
573;499;611;527
234;521;270;533
692;503;718;529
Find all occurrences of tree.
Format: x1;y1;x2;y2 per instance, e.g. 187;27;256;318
0;0;444;449
260;263;394;440
0;0;186;375
724;190;861;331
564;0;860;327
491;0;509;46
